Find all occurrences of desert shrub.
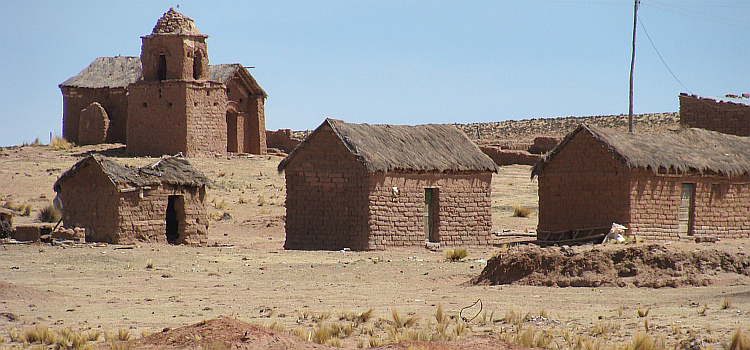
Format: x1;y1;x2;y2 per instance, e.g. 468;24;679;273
38;204;61;223
445;248;468;261
512;205;533;217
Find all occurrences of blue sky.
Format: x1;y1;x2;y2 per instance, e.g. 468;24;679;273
0;0;747;147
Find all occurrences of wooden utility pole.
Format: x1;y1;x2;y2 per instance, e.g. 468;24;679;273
628;0;640;133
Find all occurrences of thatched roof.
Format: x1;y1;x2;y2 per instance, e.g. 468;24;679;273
59;56;142;89
60;58;266;97
532;123;750;178
54;154;212;191
278;118;498;173
210;64;267;97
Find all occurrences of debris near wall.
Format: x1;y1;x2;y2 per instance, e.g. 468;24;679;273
266;129;302;154
472;243;750;288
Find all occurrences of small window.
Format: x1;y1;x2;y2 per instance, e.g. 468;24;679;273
142;102;148;108
157;54;167;81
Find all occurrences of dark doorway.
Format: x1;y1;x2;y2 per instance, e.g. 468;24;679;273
166;195;181;244
193;52;203;80
678;183;695;235
424;188;438;243
157;54;167;81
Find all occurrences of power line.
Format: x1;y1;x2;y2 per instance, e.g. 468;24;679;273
642;2;750;29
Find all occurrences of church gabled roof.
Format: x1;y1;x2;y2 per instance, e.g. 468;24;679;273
210;64;268;97
59;56;142;89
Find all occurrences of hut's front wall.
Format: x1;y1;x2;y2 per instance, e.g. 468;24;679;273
117;184;208;244
536;132;630;237
57;165;122;243
62;86;129;144
629;170;750;239
679;95;750;136
367;172;493;250
283;125;370;250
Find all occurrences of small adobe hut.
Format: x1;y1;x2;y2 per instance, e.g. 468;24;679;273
679;93;750;136
278;118;498;251
53;154;212;244
532;124;750;241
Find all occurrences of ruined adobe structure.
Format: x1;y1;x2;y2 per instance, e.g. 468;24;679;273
279;119;498;251
533;124;750;241
60;8;267;157
679;93;750;136
54;154;212;244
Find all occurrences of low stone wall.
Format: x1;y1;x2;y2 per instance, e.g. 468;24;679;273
266;129;302;154
478;146;540;166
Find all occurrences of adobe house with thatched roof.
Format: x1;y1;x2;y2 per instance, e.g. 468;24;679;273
679;93;750;137
532;124;750;241
60;8;268;156
53;154;212;244
278;118;498;251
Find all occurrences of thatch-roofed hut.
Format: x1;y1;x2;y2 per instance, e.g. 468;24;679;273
54;154;212;244
278;118;498;251
532;123;750;241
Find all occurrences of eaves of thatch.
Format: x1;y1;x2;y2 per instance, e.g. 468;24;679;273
532;123;750;178
60;57;266;97
278;118;499;174
54;154;212;192
209;64;267;97
59;56;142;89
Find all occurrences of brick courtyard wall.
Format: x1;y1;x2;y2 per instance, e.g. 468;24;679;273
283;125;370;250
536;131;630;236
478;146;540;166
117;184;208;244
62;87;129;144
679;94;750;136
56;164;122;243
629;169;750;240
366;172;492;250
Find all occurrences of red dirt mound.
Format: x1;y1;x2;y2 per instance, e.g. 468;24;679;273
472;243;750;288
126;317;335;350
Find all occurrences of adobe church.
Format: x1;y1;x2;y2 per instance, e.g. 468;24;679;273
60;8;267;157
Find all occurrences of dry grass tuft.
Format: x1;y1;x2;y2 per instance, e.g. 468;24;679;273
727;328;750;350
49;137;75;150
721;298;732;310
445;248;468;262
512;205;533;217
637;307;650;318
37;204;61;223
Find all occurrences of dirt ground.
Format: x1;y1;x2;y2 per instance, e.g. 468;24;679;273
1;143;749;349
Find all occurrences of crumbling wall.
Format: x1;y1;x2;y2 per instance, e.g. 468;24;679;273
61;87;129;144
478;146;540;166
78;102;110;146
679;94;750;136
266;129;301;154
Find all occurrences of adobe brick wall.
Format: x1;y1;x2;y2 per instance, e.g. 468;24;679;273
266;129;301;153
140;34;209;82
127;80;227;157
78;102;110;146
117;184;208;244
679;94;750;136
536;131;630;235
245;96;266;154
283;125;370;250
629;169;750;240
62;87;129;144
366;172;493;250
478;146;540;166
56;164;122;243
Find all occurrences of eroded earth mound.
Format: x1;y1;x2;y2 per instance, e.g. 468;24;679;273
472;243;750;288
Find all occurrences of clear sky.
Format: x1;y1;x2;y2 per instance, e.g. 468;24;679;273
0;0;747;147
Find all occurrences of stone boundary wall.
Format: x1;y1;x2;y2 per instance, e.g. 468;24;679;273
366;172;493;250
478;147;540;166
679;94;750;136
266;129;302;154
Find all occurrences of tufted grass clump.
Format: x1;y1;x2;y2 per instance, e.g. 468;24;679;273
512;205;533;218
49;137;75;150
445;248;468;262
37;204;61;223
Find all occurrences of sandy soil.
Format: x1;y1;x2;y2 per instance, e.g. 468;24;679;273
1;143;749;349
